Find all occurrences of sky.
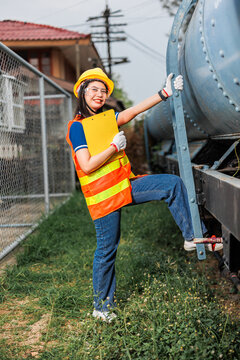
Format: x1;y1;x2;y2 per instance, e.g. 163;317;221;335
1;0;174;105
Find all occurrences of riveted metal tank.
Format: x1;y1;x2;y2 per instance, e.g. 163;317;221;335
146;0;240;141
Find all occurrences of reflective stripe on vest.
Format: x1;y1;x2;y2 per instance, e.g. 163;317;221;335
85;178;130;206
79;156;130;186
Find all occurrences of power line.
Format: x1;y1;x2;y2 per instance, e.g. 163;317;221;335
125;32;165;59
126;39;165;64
125;15;170;21
124;0;156;13
61;19;166;64
33;0;89;22
62;23;87;28
127;15;170;25
126;40;163;62
62;14;169;31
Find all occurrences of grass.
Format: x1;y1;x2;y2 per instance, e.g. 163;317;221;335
0;191;240;359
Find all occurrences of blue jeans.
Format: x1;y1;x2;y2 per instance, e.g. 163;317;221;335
93;174;201;311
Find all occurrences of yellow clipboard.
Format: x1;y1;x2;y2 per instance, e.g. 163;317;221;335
82;109;124;160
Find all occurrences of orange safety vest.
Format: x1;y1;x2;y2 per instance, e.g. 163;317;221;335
66;114;137;220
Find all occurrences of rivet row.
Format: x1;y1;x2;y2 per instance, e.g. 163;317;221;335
198;0;240;112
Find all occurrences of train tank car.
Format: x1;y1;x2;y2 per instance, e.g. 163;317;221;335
145;0;240;277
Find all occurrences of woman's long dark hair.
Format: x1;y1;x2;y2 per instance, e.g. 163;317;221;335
74;79;108;118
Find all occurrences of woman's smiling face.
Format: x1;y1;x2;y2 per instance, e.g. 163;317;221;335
84;80;108;112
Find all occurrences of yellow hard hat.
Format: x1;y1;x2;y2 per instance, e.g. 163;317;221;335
74;68;114;98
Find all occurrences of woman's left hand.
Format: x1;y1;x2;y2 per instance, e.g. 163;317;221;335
173;75;183;91
162;74;184;98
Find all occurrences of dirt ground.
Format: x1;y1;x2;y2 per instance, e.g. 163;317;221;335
197;253;240;320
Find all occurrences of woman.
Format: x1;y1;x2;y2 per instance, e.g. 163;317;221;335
66;68;220;322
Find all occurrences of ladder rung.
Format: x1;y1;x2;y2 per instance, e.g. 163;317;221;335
194;237;223;244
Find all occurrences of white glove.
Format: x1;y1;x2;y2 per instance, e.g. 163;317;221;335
173;75;183;91
162;74;184;98
111;131;127;152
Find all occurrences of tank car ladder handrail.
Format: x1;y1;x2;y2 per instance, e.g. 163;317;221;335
166;0;206;260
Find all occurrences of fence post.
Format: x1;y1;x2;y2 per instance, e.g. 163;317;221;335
39;76;50;214
67;96;76;191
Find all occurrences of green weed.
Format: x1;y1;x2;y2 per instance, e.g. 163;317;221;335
0;191;239;359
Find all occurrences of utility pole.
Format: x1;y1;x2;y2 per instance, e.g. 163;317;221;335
105;5;111;77
87;4;129;78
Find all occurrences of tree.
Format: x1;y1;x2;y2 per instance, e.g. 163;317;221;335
159;0;181;16
159;0;196;34
112;74;133;109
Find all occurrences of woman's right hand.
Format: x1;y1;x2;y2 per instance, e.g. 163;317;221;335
111;131;127;152
76;131;126;173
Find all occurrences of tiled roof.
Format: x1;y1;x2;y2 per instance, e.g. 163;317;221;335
0;20;89;41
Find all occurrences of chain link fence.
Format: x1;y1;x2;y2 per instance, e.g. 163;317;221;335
0;42;75;260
